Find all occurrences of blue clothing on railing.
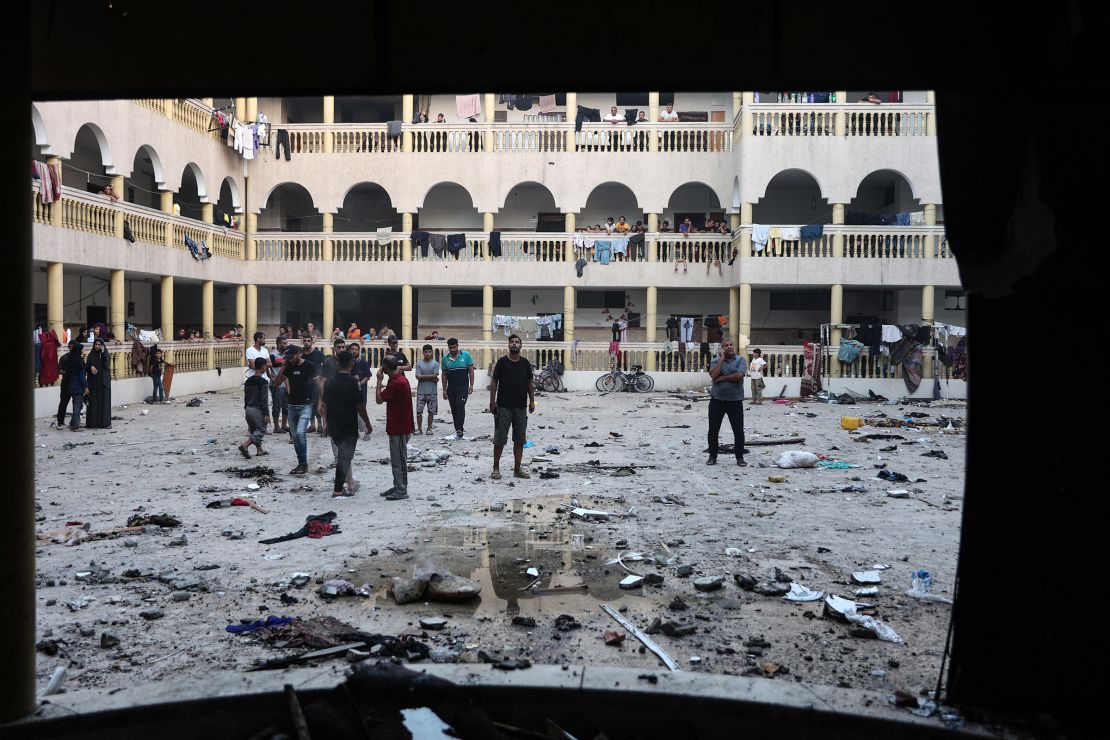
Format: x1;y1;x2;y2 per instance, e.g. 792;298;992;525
411;230;431;257
610;239;627;256
595;240;612;264
799;224;824;243
488;231;502;257
447;233;466;256
895;212;911;226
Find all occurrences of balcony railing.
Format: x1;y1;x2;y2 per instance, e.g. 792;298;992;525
743;225;951;258
747;104;933;137
133;99;220;139
32;182;245;259
37;340;248;388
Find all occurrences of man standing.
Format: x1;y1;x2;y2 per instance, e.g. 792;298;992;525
348;340;373;439
489;334;535;480
302;335;325;433
414;344;440;435
706;338;748;467
270;345;314;475
320;350;372;498
239;357;271;458
441;337;475;439
270;336;289;433
376;355;414;501
385;335;410;370
748;348;767;406
303;322;321;340
246;331;269;387
54;339;84;430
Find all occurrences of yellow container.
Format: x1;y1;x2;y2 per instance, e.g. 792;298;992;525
840;416;864;430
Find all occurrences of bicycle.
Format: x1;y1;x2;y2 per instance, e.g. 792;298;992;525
595;364;654;393
535;360;565;393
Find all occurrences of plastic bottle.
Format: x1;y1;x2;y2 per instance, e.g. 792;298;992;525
912;569;933;589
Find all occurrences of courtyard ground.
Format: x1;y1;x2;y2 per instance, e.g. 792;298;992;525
31;384;966;724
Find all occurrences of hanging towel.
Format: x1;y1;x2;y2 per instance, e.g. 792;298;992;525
518;318;537;335
910;211;926;226
575;105;601;132
456;94;482;119
429;233;447;256
779;226;801;241
376;227;394;246
624;109;638;125
610;239;627;256
837;339;865;363
608;341;620;355
881;324;903;342
751;224;770;250
595;240;612;265
386;120;402;138
488;231;502;257
799;224;824;242
539;95;557;113
447;233;466;255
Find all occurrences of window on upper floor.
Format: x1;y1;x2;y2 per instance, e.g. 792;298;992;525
944;291;966;310
769;289;831;311
451;289;510;308
577;291;626;310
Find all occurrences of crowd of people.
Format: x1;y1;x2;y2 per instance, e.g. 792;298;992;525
573;214;734;272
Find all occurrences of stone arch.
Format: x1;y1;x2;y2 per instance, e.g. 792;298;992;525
133;144;166;188
259;182;320;231
69;123;115;184
752;167;827;202
31;104;49;150
418;182;481;230
337;182;399;232
176;163;208;220
581;182;643;228
753;169;831;224
849;169;921;213
499;181;558;229
218;176;242;213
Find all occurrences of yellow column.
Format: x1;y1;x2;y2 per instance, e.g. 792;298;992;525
322;95;334;153
111;175;124;238
565;92;577;152
110;269;125;341
160;191;174;248
47;262;64;337
830;284;843;378
402;94;414;153
246;212;257;261
401;212;413;261
322;212;334;261
201;202;213;224
647;213;658;262
831;203;845;257
235;284;246;331
740;202;753;256
202;97;214;108
235;97;247;120
202;280;214;368
645;286;657;371
246;97;258;123
323;284;334;338
483;93;495;152
739;92;753;137
564;212;576;263
923;203;937;258
563;286;575;367
401;284;413;341
164;98;174;118
729;287;739;346
482;285;494;367
922;285;935;379
482;212;494;260
46;157;63;227
835;91;847;136
161;276;174;341
246;284;258;340
739;283;751;348
926;90;936;136
648;92;659;152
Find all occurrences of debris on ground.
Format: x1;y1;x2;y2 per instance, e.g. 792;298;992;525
37;524;142;546
823;595;903;643
126;513;181;528
219;465;279;485
185;398;204;407
205;497;268;513
258;512;339;544
785;583;825;601
601;604;680;671
775;451;819;468
317;579;371;598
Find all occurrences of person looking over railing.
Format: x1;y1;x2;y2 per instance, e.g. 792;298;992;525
660;220;672;233
101;184;119;202
603;106;623;124
613;216;631;234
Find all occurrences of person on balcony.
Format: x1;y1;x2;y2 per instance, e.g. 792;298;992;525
613;216;631;234
100;184;119;202
603;106;623;124
659;103;679;122
347;323;361;340
303;322;321;340
659;219;672;233
604;216;616;235
331;327;344;343
674;218;693;273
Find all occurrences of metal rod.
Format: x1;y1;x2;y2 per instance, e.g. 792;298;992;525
600;604;680;671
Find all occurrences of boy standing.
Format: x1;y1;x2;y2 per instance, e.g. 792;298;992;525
375;355;415;501
415;344;440;435
239;357;271;458
748;348;767;405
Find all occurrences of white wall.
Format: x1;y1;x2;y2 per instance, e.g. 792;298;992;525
418;186;481;230
34;368;243;419
422;92;731;125
497;184;559;228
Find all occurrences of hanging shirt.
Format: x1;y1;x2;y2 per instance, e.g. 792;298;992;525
751;224;770;249
779;226;801;241
456;94;482;119
376;228;394;246
881;325;903;342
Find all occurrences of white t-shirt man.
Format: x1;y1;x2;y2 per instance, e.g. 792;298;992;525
749;356;767;379
603;109;624;123
245;344;269;381
659;106;679;121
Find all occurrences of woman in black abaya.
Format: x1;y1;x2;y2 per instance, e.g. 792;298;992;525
84;337;112;428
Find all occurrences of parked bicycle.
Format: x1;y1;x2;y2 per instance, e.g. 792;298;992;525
595;365;654;392
535;360;566;392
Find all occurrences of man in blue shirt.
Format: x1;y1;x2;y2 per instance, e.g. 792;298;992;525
707;338;748;466
440;337;475;439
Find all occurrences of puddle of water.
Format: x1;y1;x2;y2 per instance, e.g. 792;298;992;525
356;494;666;619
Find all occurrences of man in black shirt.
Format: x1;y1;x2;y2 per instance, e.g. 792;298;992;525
489;334;535;480
271;345;315;475
301;335;325;433
385;335;409;370
239;357;271;458
319;351;372;497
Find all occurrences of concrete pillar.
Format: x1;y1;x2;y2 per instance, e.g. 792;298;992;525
926;90;936;136
323;284;334;339
835;91;848;135
647;213;658;262
645;286;657;371
322;95;334;153
648;92;659;152
563;286;575;366
739;283;751;348
46;262;63;337
402;94;414;153
740;202;753;256
161;276;174;340
201;202;213;224
246;97;258;123
160;191;174;248
922;285;936;378
830;284;843;378
111;175;124;238
564;212;576;262
923;203;937;258
565;92;577;152
164;98;175;118
401;284;413;341
235;97;246;118
729;287;740;346
202;97;214;108
483;93;495;152
202;280;214;368
246;284;258;340
322;212;334;261
402;212;413;261
482;212;494;260
740;92;754;137
235;284;246;332
831;203;845;257
246;212;257;261
482;285;493;367
110;269;125;341
46;157;63;227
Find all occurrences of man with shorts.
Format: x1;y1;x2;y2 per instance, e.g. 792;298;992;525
748;348;767;405
489;334;535;480
414;344;440;435
441;337;475;439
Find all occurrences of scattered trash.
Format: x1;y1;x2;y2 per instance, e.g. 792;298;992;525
839;483;868;493
603;629;625;646
854;586;880;597
816;459;859;469
921;450;949;459
185;398;204;407
258;512;339;544
725;547;743;557
745;436;807;447
571;507;616;521
226;615;295;634
600;604;680;671
886;490;910;498
852;571;882;585
775;451;819;469
734;574;758;591
318;580;371;598
767;474;788;483
841;416;864;430
754;582;791;597
44;666;67;696
823;595;903;643
263;552;286;561
784;584;824;602
126;514;180;528
525;567;540;578
554;614;581;632
907;571;953;603
619;575;645;589
877;469;910;483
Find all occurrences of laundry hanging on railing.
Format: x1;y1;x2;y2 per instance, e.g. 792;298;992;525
456;95;482;119
595;240;612;264
488;231;502;258
32;161;61;204
492;314;562;338
880;324;903;342
778;226;801;241
386;121;402;139
538;95;557;113
446;233;467;258
575;105;601;132
377;228;394;246
429;233;447;257
411;230;431;257
751;224;770;251
799;224;824;243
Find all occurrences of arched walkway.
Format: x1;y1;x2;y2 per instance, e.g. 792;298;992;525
848;170;921;223
499;182;558;230
337;182;398;232
259;183;319;231
753;169;829;224
418;182;480;230
581;182;642;229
